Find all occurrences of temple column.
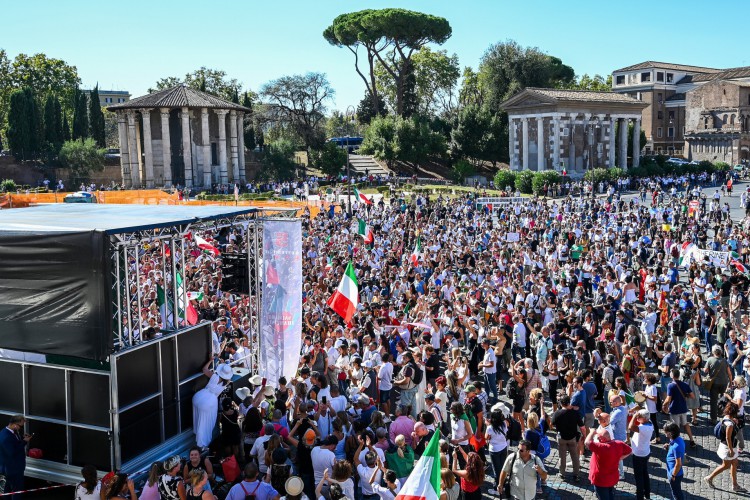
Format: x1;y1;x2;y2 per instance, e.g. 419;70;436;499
160;108;172;187
619;117;629;169
537;116;545;170
180;107;193;188
608;116;617;168
216;110;229;184
126;111;140;187
237;112;246;183
229;110;239;182
553;114;560;171
117;113;131;188
632;118;642;168
521;117;529;170
201;108;211;188
140;109;154;188
568;115;576;172
508;118;517;170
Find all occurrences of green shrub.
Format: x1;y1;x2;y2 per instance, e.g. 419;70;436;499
583;168;610;184
451;159;476;183
715;162;730;171
607;168;626;181
0;179;17;192
375;186;390;194
531;171;561;194
515;171;534;194
494;170;516;190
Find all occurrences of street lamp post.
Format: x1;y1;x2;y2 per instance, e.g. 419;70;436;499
344;105;356;216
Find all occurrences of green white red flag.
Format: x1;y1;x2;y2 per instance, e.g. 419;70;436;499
395;430;441;500
409;237;422;266
327;262;359;324
358;219;374;245
354;187;372;205
195;234;220;256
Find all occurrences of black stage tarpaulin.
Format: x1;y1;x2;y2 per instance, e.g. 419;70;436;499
0;204;260;362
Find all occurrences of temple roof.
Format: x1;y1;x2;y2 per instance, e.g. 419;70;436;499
107;85;250;112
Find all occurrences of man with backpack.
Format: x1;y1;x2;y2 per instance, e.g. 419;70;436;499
498;439;548;500
662;369;698;449
226;463;280;500
393;352;420;418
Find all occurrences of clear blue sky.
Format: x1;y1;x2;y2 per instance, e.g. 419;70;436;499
4;0;749;111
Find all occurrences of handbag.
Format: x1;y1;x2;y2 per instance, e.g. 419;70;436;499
502;452;517;498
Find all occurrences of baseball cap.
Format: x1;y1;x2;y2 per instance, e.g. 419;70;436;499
464;384;477;393
303;429;316;446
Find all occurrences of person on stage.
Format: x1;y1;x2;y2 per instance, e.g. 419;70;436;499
193;359;233;448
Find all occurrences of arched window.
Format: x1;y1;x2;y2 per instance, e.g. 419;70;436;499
723;114;728;125
731;114;736;125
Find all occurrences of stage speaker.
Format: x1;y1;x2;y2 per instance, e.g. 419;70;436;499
221;252;250;294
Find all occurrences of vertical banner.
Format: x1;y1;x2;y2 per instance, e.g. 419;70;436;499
260;220;302;384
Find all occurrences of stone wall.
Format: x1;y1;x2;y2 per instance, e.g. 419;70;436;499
0;157;45;186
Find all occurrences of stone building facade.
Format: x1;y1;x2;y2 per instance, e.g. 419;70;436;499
683;79;750;164
107;85;250;189
501;88;647;174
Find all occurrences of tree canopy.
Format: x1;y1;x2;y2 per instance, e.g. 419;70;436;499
477;40;575;115
324;8;452;116
259;72;333;153
149;67;250;102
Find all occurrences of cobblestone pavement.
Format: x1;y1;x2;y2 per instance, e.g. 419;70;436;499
478;396;750;499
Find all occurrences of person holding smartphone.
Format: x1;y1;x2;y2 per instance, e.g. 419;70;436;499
0;414;32;499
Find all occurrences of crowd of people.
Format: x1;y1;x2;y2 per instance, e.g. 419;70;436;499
60;173;750;500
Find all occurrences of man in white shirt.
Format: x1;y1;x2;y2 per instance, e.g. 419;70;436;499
378;353;394;417
249;423;276;474
478;338;498;403
354;437;381;498
311;435;338;483
512;315;527;361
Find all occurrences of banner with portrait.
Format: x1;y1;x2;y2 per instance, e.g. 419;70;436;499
260;220;303;383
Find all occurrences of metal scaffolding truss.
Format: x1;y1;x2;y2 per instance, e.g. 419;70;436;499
109;208;298;356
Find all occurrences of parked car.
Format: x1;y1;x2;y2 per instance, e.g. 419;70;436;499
63;191;97;203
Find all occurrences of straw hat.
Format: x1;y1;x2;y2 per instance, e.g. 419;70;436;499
285;476;304;496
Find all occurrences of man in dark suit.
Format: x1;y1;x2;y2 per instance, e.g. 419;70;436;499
0;415;31;498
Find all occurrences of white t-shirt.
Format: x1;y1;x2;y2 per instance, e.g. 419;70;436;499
486;424;508;453
329;394;348;413
74;483;101;500
734;387;747;416
357;463;381;496
483;349;497;374
644;385;658;414
311;446;335;483
630;422;654;457
371;480;402;500
379;362;394;391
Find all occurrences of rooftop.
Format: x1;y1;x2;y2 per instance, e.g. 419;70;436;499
107;85;251;112
523;88;642;103
612;61;721;73
687;66;750;83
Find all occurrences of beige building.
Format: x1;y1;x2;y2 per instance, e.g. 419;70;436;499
85;89;131;106
501;88;647;173
611;61;720;156
108;85;250;189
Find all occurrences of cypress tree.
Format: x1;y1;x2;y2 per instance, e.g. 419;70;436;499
44;94;58;147
7;89;31;160
72;88;89;140
88;85;106;147
62;114;71;142
24;87;41;157
199;78;206;92
54;97;64;148
241;92;255;150
231;89;239;104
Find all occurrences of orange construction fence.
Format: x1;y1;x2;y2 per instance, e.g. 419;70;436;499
2;190;323;217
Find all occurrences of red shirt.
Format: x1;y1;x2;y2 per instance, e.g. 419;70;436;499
588;440;632;487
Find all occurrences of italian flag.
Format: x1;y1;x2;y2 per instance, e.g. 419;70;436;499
324;256;333;274
354;187;372;205
327;262;359;324
731;258;748;275
395;431;441;500
409;237;422;266
195;234;220;256
157;273;199;328
358;219;374;245
187;291;204;302
678;241;697;266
